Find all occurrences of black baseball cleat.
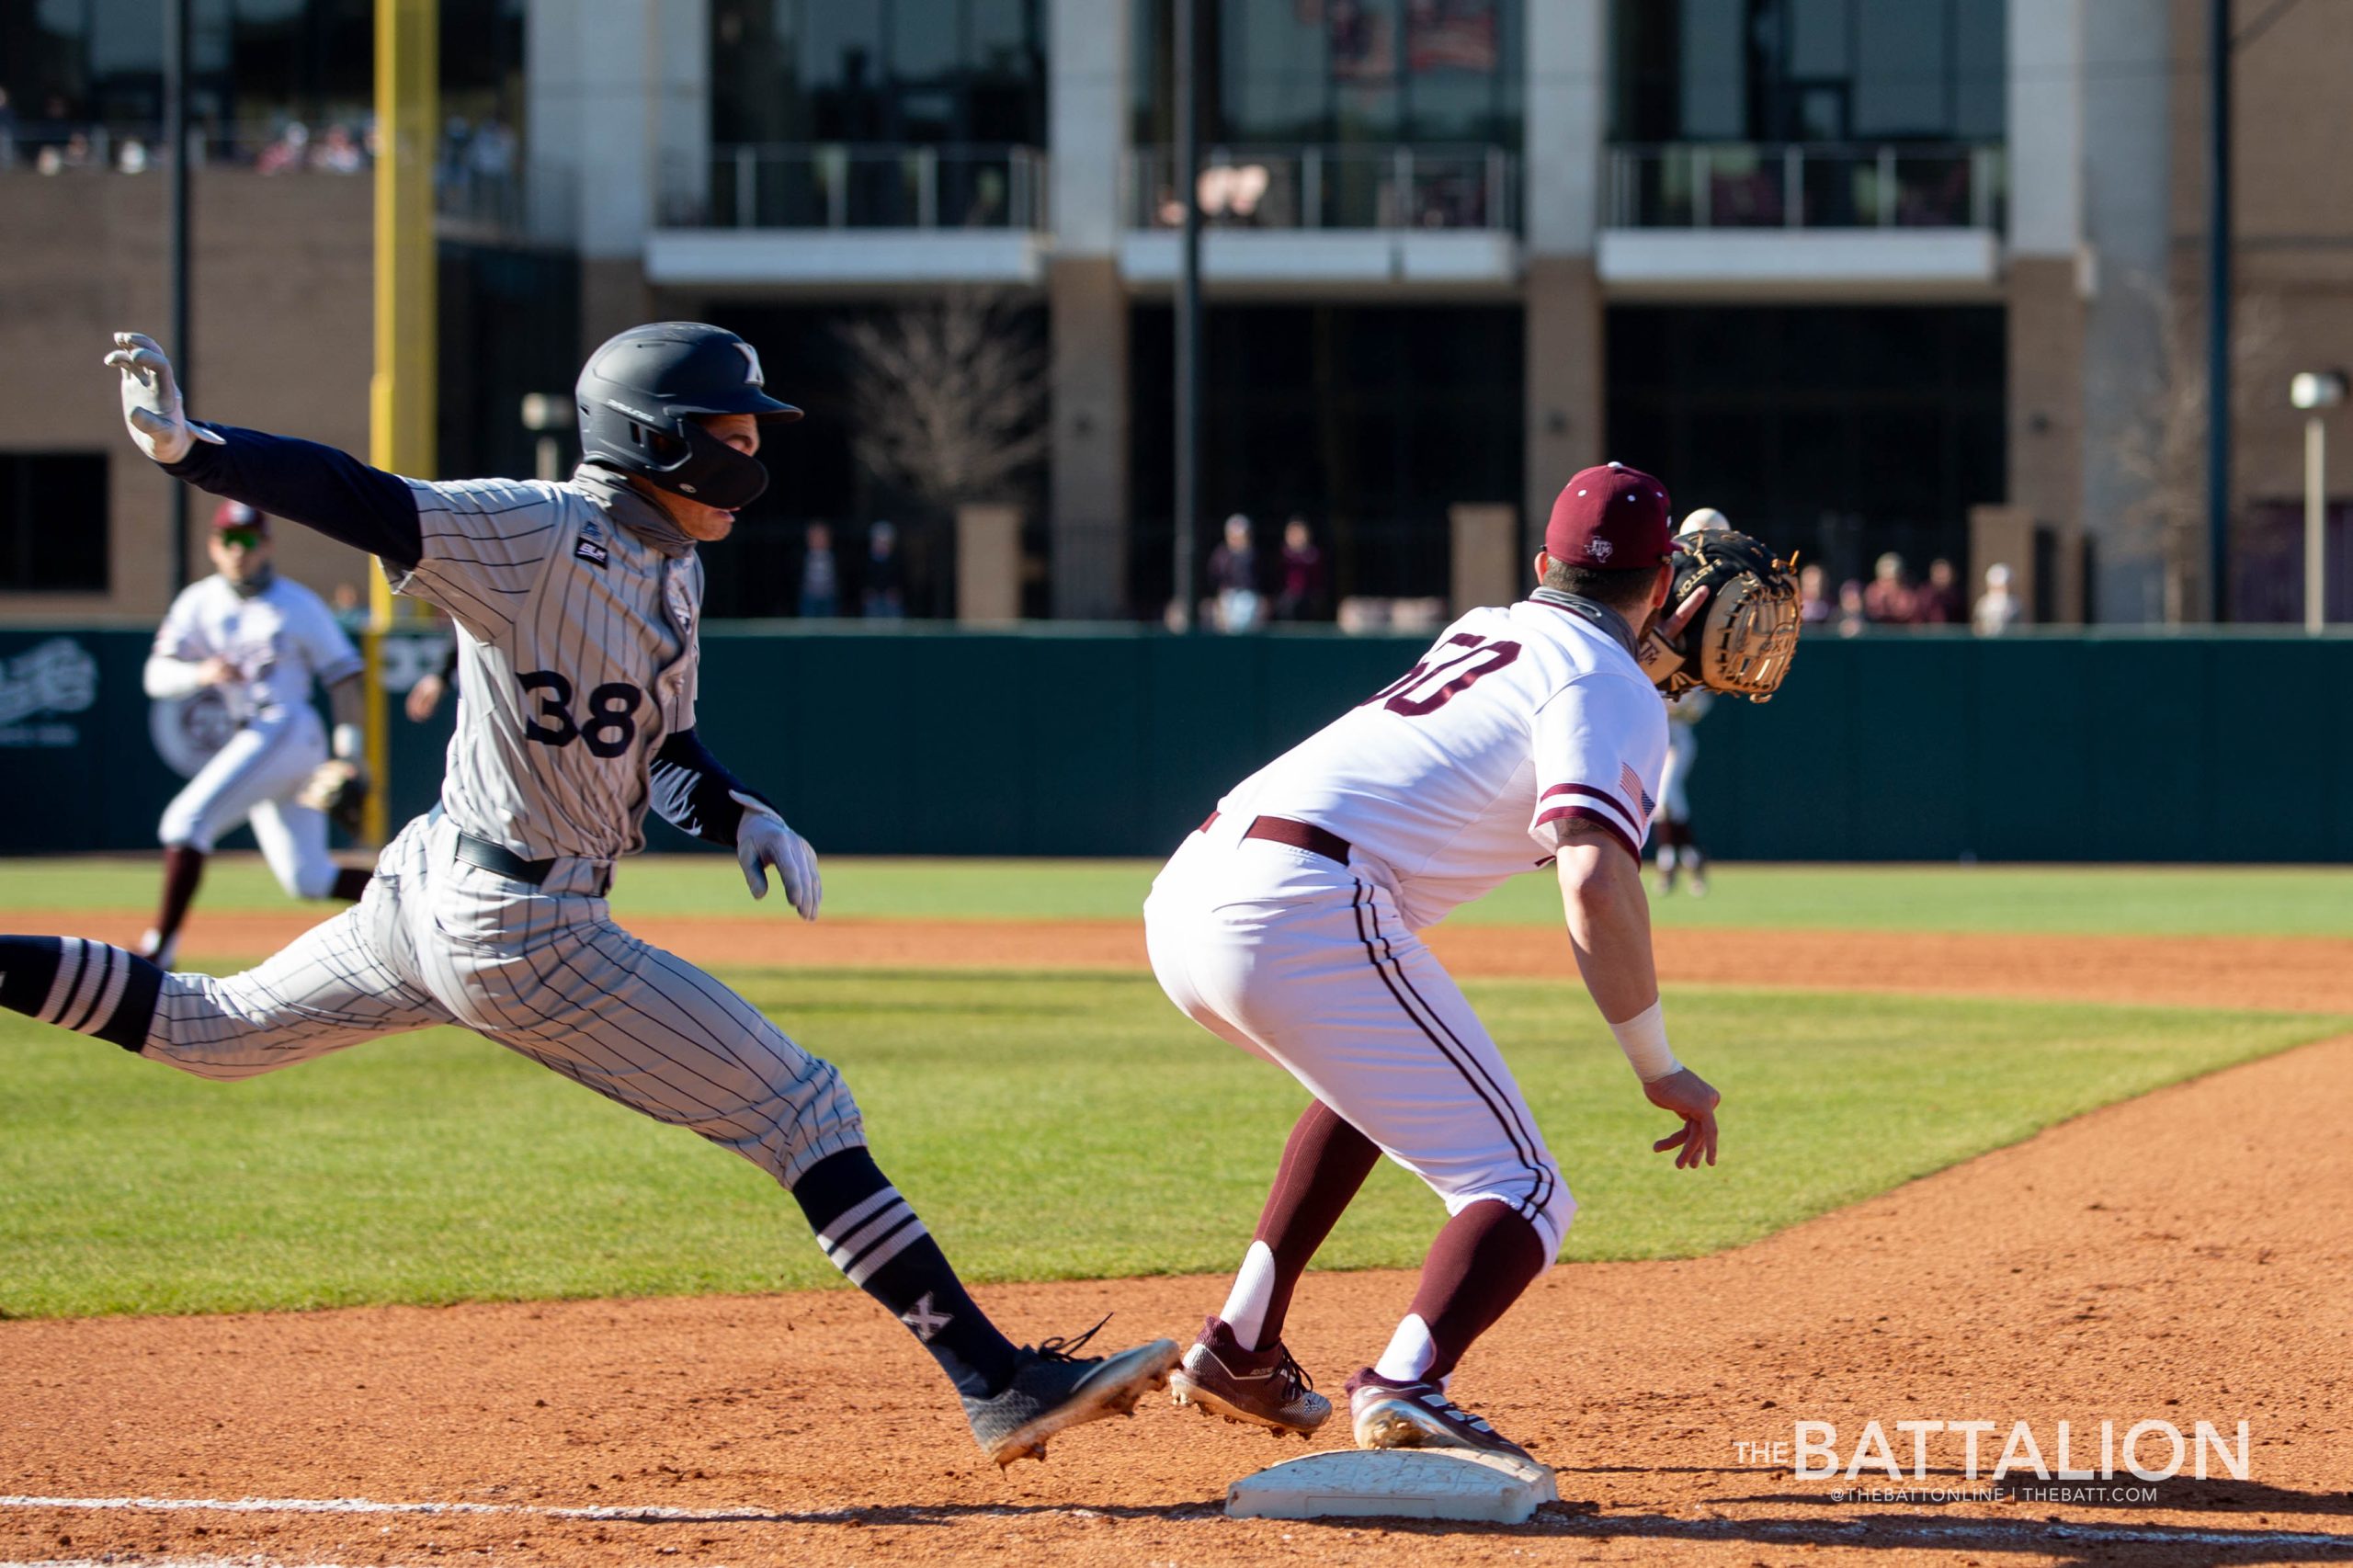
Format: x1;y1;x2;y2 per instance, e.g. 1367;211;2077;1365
1170;1315;1331;1437
1344;1368;1533;1462
961;1317;1178;1466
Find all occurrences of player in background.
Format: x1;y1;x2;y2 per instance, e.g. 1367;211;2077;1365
1649;508;1731;897
0;326;1175;1467
139;501;372;966
1151;464;1722;1460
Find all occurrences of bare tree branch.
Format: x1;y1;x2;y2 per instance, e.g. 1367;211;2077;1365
2109;271;2285;621
833;290;1049;511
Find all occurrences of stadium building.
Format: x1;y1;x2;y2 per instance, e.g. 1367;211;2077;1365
3;0;2349;627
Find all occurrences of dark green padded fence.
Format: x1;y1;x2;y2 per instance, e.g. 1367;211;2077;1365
4;625;2349;863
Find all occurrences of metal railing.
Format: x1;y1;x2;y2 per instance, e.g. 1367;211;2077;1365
676;144;1048;231
1126;144;1519;232
1607;142;2005;230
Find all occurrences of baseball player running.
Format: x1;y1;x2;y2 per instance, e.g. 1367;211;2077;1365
1151;464;1722;1460
0;324;1175;1466
140;500;373;967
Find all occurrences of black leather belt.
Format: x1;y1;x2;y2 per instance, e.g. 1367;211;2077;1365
454;831;560;886
1199;810;1352;867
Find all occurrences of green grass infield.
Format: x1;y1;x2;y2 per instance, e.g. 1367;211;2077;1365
0;968;2336;1319
1;856;2349;937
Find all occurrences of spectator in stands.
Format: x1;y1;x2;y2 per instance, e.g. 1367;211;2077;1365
1973;562;2023;636
117;138;150;174
257;123;310;176
0;89;18;169
800;522;841;619
329;583;369;633
1208;513;1262;632
313;124;365;174
1862;551;1918;624
1799;562;1833;628
862;521;906;619
1274;516;1326;621
1836;578;1870;638
1918;557;1965;624
468;119;516;180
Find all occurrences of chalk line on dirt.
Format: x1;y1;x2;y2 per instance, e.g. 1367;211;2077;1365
5;1494;2349;1555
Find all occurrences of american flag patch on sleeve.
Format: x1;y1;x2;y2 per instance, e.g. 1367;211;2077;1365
1620;761;1655;819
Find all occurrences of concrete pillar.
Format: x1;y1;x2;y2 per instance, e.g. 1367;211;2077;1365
1525;257;1606;551
2005;0;2086;620
958;504;1026;622
1523;0;1608;553
1047;0;1131;618
529;0;705;358
1449;505;1521;615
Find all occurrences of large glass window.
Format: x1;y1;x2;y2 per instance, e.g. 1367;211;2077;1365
1612;0;2004;143
710;0;1047;146
1606;305;2005;587
1134;0;1523;147
0;452;109;594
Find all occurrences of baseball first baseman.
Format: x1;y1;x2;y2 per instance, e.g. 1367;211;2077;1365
1152;464;1728;1460
140;500;374;967
0;324;1175;1465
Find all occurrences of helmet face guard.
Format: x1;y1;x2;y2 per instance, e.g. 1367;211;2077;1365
576;323;801;509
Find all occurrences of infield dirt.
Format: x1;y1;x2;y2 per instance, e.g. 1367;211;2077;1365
3;914;2348;1565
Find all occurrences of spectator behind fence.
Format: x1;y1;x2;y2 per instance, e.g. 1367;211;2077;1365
1275;516;1325;621
313;124;365;174
0;89;17;168
1836;578;1869;638
1918;557;1965;624
863;520;905;619
1862;551;1918;624
1208;513;1261;632
800;522;841;619
328;582;369;633
1799;562;1833;628
1973;562;2023;636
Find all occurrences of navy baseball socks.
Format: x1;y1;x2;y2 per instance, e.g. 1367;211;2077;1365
790;1145;1021;1398
0;936;165;1051
791;1145;1178;1463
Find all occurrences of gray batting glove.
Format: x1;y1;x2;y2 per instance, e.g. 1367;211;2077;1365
731;790;821;920
103;332;224;465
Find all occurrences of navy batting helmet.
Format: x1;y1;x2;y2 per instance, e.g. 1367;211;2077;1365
575;323;801;510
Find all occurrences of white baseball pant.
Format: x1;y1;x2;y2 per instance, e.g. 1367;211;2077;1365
158;714;339;900
1144;821;1574;1263
136;810;864;1187
1654;721;1698;824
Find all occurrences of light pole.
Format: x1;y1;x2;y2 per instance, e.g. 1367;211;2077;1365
2290;370;2347;634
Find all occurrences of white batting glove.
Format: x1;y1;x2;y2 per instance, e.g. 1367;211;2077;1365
103;332;224;465
731;790;821;920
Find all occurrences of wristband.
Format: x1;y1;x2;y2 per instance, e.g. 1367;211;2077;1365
1608;999;1683;1083
332;722;363;762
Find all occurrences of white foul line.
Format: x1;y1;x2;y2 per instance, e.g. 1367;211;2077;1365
0;1494;2348;1553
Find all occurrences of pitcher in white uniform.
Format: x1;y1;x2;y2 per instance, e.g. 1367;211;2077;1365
1153;463;1724;1461
140;501;372;966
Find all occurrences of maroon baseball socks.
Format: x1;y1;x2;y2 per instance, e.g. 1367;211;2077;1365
142;844;207;965
0;936;165;1052
1373;1198;1548;1383
789;1145;1019;1399
1217;1098;1383;1351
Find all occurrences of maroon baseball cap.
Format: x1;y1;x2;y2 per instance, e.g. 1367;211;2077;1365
211;500;268;535
1545;463;1673;569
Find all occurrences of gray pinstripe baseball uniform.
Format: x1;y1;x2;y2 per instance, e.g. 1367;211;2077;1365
112;445;861;1190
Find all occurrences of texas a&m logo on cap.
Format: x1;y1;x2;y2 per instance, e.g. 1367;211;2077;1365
1545;462;1674;569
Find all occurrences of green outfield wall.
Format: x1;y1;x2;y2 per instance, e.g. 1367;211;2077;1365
3;625;2348;864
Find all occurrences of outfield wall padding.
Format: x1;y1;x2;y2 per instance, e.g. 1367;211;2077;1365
3;626;2347;864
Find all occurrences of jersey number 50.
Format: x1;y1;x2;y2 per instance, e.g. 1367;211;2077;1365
1364;633;1522;717
518;671;643;758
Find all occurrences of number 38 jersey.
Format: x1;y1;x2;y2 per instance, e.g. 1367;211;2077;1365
1215;593;1667;932
383;471;702;862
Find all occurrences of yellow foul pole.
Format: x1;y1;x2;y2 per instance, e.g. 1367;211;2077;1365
364;0;437;846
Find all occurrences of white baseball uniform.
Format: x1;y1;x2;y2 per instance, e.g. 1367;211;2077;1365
146;572;364;899
1656;687;1712;825
1144;592;1667;1263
